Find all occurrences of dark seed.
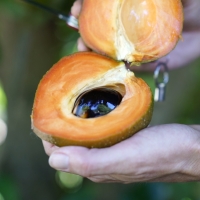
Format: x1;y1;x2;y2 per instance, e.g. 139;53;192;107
72;88;123;118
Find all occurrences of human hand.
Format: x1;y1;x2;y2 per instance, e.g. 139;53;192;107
44;124;200;183
41;0;200;184
0;118;7;146
71;0;200;70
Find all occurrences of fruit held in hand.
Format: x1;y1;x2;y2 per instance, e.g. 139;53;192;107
31;52;153;148
79;0;183;63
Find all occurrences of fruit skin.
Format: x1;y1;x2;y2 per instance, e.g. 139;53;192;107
31;52;153;148
79;0;183;63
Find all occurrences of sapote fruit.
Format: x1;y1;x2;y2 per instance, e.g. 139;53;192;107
31;0;184;148
79;0;183;63
31;52;153;148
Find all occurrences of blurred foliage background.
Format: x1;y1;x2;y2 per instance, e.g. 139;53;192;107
0;0;200;200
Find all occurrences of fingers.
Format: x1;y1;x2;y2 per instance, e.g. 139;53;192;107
71;0;83;18
42;140;59;156
71;1;91;52
77;37;90;51
46;124;200;183
48;147;111;177
47;126;161;179
46;126;176;182
48;142;131;178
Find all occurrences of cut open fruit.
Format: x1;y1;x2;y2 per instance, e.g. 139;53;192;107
79;0;183;63
31;52;153;148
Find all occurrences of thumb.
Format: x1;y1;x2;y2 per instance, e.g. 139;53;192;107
48;144;128;178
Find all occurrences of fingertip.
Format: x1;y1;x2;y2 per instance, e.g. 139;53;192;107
42;140;51;147
49;152;69;171
42;140;59;156
71;0;83;18
77;38;90;52
48;146;119;178
48;146;94;176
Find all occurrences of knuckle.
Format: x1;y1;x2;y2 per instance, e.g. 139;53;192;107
68;148;97;178
78;160;94;177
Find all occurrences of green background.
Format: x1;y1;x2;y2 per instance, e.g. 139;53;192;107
0;0;200;199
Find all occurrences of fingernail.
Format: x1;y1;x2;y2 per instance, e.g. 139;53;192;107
49;153;69;170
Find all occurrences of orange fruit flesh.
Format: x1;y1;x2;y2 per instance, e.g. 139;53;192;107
32;52;153;148
121;0;183;61
79;0;183;63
